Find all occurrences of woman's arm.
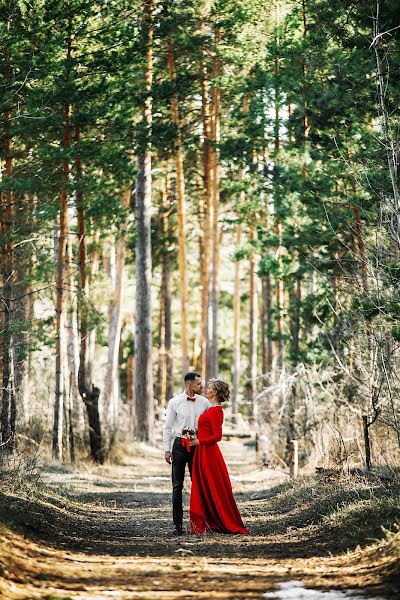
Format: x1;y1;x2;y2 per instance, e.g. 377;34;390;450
198;408;223;446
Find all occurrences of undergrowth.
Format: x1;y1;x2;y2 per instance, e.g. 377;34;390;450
265;473;400;549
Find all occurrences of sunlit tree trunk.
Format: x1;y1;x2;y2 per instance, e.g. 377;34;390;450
198;0;213;378
248;224;258;421
88;229;100;382
207;24;222;380
66;299;81;437
104;187;131;432
65;201;80;463
14;252;34;425
231;222;242;425
199;62;212;379
167;38;189;374
158;177;174;405
273;1;284;372
53;32;72;461
0;42;15;451
134;0;154;441
260;153;273;382
76;126;104;464
261;273;273;379
13;195;32;428
289;272;301;364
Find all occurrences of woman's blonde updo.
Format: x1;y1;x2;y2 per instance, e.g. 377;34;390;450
209;378;230;404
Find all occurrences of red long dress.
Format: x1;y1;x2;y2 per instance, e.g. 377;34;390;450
189;405;249;534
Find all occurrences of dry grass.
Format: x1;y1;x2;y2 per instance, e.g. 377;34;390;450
0;442;399;599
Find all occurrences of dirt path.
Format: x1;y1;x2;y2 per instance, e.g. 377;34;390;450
0;440;398;599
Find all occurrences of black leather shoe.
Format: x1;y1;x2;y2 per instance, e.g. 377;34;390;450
173;526;184;535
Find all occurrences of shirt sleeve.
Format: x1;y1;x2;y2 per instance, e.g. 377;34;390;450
163;399;176;452
199;407;223;446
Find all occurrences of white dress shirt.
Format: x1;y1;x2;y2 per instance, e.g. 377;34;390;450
163;392;210;452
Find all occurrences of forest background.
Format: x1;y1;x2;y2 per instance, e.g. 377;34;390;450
0;0;399;473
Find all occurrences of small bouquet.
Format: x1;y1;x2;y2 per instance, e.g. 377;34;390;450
181;427;196;452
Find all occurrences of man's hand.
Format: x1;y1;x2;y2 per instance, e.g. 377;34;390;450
165;451;172;464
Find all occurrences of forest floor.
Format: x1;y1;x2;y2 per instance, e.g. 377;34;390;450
0;439;399;599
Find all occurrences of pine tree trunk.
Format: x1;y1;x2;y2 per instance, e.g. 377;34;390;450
134;0;154;442
66;263;82;432
88;230;100;383
66;175;82;435
53;57;72;460
104;187;131;432
261;274;273;379
289;272;301;364
158;242;174;405
273;4;284;372
302;0;310;174
13;195;33;427
157;287;165;405
158;178;173;406
231;223;242;425
274;232;284;372
16;272;34;424
127;352;135;435
207;24;222;380
260;152;273;383
0;55;15;450
248;225;258;421
167;38;189;374
199;56;212;379
75;127;104;464
65;207;81;462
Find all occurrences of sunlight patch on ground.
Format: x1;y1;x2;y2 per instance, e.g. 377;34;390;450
262;581;386;599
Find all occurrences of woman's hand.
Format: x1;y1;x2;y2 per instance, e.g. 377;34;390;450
189;438;200;447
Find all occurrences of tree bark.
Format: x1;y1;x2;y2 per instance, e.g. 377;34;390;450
104;187;131;432
302;0;310;175
158;177;174;406
134;0;154;442
231;223;242;425
248;224;258;421
127;352;135;435
166;38;189;374
261;273;273;379
65;195;81;462
273;2;284;372
199;57;212;379
88;229;100;383
0;45;15;451
261;152;273;382
289;272;301;364
75;126;104;464
13;195;33;428
53;32;72;460
207;24;222;381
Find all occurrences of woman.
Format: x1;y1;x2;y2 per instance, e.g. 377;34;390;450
189;379;249;535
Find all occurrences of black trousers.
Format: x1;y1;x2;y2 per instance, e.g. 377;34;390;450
171;437;196;530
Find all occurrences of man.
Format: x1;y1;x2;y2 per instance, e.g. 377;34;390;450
163;372;210;535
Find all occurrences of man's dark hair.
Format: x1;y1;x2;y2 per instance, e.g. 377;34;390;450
184;371;201;382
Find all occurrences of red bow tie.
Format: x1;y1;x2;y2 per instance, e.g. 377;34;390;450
187;396;196;402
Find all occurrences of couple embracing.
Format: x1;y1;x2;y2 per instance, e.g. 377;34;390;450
163;372;249;536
